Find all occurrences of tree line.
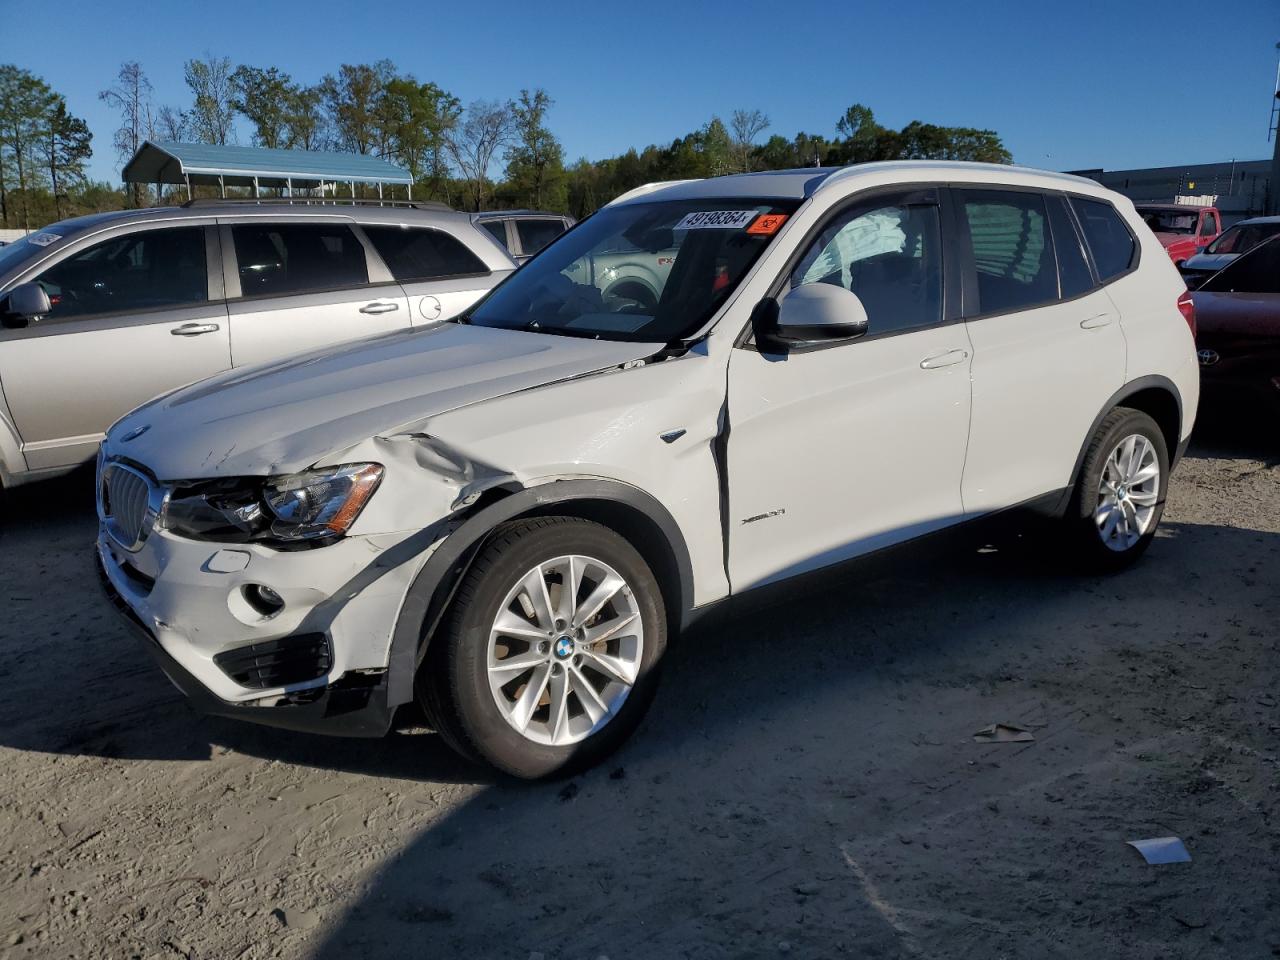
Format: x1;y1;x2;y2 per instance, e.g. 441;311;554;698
0;65;95;229
0;56;1013;229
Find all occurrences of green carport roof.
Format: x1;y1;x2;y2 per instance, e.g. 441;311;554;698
122;141;413;188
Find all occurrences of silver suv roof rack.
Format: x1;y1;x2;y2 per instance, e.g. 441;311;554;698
180;197;452;212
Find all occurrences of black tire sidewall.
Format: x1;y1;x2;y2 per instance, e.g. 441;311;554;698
1073;409;1170;568
438;518;666;779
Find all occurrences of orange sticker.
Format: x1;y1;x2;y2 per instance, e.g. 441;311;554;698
746;213;789;236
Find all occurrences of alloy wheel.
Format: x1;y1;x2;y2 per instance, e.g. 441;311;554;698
486;554;644;746
1094;433;1160;552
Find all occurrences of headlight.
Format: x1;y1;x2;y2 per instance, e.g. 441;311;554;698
162;463;383;547
262;463;383;542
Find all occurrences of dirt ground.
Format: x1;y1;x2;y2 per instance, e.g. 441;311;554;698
1;403;1277;960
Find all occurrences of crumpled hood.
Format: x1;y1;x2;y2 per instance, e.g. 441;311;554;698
107;323;657;480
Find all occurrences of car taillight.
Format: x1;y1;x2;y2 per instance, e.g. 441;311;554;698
1176;290;1196;338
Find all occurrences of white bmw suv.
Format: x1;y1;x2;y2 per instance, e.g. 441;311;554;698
97;162;1199;778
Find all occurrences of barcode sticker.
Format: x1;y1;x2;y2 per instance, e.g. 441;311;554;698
674;210;758;230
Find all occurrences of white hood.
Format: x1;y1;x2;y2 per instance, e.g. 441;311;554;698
106;323;657;480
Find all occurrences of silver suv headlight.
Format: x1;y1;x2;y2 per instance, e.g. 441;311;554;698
162;463;383;547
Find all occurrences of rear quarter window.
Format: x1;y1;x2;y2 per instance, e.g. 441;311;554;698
363;226;490;282
1071;198;1137;283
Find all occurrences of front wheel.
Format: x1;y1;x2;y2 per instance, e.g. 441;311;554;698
1065;407;1170;571
418;517;667;779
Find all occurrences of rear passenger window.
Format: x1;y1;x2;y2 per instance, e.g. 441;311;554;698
790;200;942;335
363;226;489;282
515;219;566;257
959;190;1057;315
1070;198;1136;282
1046;195;1095;299
232;223;368;297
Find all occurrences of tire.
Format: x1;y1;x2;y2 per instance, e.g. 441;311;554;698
1065;407;1170;571
418;516;667;779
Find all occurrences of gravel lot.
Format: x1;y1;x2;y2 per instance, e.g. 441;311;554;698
1;403;1276;960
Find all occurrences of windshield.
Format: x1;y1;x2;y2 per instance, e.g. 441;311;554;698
467;198;798;342
1206;222;1280;255
1138;208;1199;234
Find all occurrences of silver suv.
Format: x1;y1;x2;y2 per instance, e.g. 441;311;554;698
0;200;513;488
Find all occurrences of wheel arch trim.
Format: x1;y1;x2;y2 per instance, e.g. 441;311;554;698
1057;374;1184;515
385;477;694;709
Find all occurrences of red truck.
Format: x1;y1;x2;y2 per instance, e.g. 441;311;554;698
1135;203;1222;267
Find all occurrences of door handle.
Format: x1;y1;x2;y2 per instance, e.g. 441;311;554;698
170;322;220;336
359;301;400;315
1080;314;1115;330
919;349;969;370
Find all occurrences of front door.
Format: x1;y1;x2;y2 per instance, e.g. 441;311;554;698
221;219;411;368
0;224;230;471
726;191;972;591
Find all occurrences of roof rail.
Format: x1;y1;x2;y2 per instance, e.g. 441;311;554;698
180;197;451;211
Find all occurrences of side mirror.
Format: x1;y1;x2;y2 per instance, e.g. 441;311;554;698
3;282;51;328
774;283;870;343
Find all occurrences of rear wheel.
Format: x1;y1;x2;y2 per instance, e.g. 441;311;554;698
418;517;666;779
1065;407;1169;570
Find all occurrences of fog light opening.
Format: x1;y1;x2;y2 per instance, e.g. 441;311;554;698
243;583;285;619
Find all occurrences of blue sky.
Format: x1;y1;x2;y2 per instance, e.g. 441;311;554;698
2;0;1276;184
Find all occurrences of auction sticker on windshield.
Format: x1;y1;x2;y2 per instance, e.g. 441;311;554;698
675;210;760;230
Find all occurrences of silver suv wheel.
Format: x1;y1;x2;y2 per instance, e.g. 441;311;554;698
486;554;644;746
1094;433;1161;552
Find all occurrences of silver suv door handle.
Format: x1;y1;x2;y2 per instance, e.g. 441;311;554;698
360;301;400;315
171;322;221;336
1080;313;1115;330
919;349;969;370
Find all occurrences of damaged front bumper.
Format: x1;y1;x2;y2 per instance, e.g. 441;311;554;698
99;557;395;736
96;518;442;737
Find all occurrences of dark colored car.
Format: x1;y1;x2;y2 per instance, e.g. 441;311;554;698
1191;234;1280;404
1180;216;1280;290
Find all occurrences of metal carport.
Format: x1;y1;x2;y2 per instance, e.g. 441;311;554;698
122;141;415;200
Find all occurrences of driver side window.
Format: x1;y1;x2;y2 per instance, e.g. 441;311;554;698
790;200;942;335
32;227;208;322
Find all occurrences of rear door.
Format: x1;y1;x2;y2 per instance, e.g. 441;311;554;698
359;224;507;324
220;217;410;368
957;188;1128;513
0;222;229;470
